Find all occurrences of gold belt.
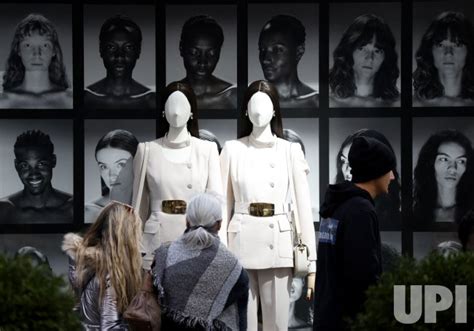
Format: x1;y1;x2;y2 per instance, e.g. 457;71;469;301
249;203;275;217
162;200;187;214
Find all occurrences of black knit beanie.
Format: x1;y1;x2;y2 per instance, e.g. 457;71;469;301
349;136;396;183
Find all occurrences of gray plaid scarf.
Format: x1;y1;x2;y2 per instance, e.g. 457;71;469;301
152;237;244;330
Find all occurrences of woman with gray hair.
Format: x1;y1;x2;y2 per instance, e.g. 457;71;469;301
151;193;249;330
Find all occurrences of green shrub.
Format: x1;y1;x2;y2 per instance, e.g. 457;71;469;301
0;254;81;331
353;252;474;330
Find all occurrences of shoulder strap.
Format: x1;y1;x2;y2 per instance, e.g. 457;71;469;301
134;142;149;213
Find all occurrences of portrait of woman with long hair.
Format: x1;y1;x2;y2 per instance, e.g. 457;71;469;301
413;129;474;225
0;13;72;109
413;11;474;107
329;14;400;108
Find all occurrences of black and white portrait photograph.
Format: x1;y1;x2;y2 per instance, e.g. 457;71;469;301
0;233;68;278
166;5;237;111
413;232;459;259
248;3;319;110
412;117;474;227
329;3;401;108
199;119;237;154
412;2;474;107
329;118;402;229
0;4;73;109
84;119;155;223
288;276;312;330
83;5;156;110
0;120;73;224
283;118;319;222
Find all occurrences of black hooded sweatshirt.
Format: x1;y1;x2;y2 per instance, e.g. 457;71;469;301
314;181;382;331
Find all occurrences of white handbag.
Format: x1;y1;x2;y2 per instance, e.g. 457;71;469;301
286;143;310;277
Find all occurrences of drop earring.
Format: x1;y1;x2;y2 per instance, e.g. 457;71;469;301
272;111;275;117
190;112;194;120
245;110;248;117
162;111;165;118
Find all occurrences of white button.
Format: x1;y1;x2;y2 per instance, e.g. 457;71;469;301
187;163;192;169
269;244;274;249
270;182;275;188
270;163;275;168
269;224;274;229
187;184;192;189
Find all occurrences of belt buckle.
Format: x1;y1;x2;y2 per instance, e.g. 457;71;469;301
162;200;187;214
249;203;275;217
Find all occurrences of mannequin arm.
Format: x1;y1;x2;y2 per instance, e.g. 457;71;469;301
306;273;316;300
206;142;227;245
132;142;150;224
220;142;235;244
291;143;317;272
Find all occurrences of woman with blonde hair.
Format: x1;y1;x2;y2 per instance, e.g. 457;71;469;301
62;201;143;330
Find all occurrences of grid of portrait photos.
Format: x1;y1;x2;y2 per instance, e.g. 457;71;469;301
0;1;473;328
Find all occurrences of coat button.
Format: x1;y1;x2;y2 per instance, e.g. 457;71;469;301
187;163;192;169
270;182;275;188
269;244;274;249
270;163;275;168
187;184;192;189
269;224;274;229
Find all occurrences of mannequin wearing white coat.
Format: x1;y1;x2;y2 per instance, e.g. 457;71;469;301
132;82;224;269
220;80;316;331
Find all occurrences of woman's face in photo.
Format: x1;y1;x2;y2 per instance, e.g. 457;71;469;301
434;141;467;190
352;35;385;80
259;29;297;82
432;30;467;78
96;147;132;190
19;32;54;72
289;277;304;302
181;33;220;79
101;28;140;78
247;91;274;128
340;143;352;181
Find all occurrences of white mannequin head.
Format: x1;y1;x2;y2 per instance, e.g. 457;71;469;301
247;91;274;128
164;90;192;129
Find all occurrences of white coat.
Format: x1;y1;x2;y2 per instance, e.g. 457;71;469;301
132;136;224;267
220;134;316;271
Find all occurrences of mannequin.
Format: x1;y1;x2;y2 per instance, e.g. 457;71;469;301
132;82;224;269
220;80;316;331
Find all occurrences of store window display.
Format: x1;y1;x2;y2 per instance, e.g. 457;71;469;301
85;129;138;223
132;82;223;269
220;80;316;330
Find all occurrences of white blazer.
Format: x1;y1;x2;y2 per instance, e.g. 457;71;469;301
132;136;224;268
220;135;316;271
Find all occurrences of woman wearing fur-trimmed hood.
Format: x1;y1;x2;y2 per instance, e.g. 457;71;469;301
62;201;143;330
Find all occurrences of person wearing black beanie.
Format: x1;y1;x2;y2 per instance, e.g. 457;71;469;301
314;135;396;331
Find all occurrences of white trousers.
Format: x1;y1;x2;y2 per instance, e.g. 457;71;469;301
247;268;292;331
